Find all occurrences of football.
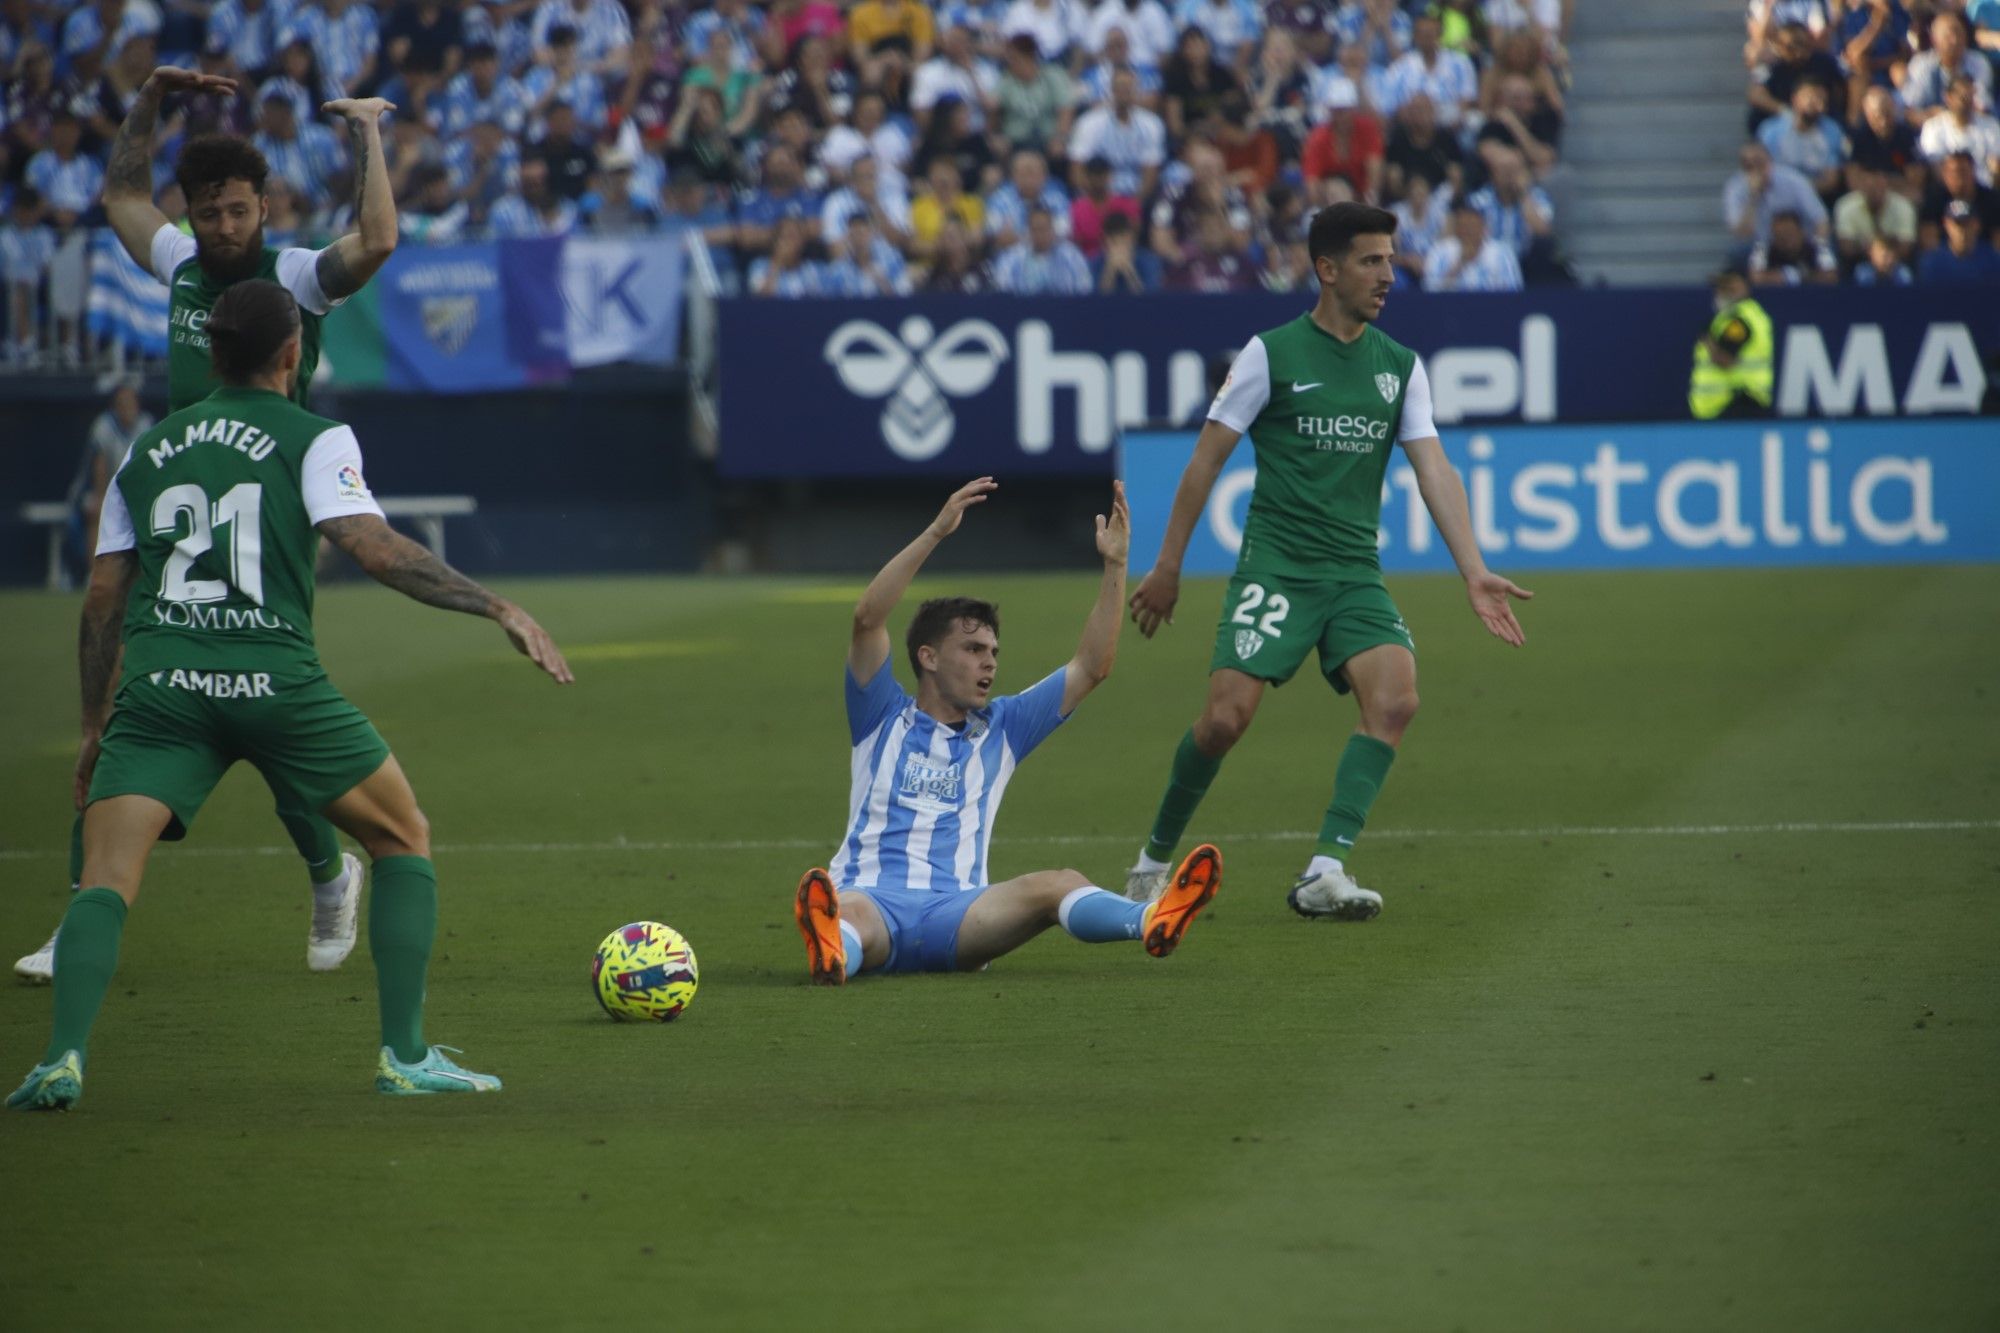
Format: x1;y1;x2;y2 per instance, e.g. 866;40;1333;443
592;922;699;1023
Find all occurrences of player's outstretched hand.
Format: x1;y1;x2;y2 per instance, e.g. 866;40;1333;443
1128;566;1180;639
144;66;238;99
74;734;103;812
928;476;996;540
1095;480;1130;566
1467;571;1533;647
323;96;396;124
498;603;575;683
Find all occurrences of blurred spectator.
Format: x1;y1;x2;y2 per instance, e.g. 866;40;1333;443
1749;208;1838;283
1748;21;1845;133
383;0;467;120
823;212;913;293
60;0;158;79
1334;0;1410;69
821;154;912;249
1;185;54;362
1302;82;1382;205
1903;13;1992;128
1166;207;1254;290
6;41;62;168
994;32;1073;152
919;214;991;290
1847;85;1925;197
530;0;632;74
914;95;997;188
1725;142;1828;248
524;26;609;139
1175;0;1264;64
446;112;522;223
666;86;744;186
182;37;256;139
1839;0;1910;105
76;31;156;155
1263;1;1338;67
662;176;739;281
822;89;915;181
1757;76;1848;201
1379;13;1477;129
986;147;1070;248
682;0;764;69
850;0;938;90
207;0;289;79
292;0;382;98
682;25;765;138
1001;0;1083;63
913;24;997;136
1080;25;1163;106
270;35;337;109
1090;208;1159;291
1389;172;1448;283
1069;153;1140;256
1256;235;1311;292
26;108;105;226
581;146;665;231
994;204;1092;292
1917;199;2000;281
70;377;152;559
768;0;851;64
1069;67;1166;198
910;156;983;255
748;214;826;295
1245;27;1317;164
1917;76;2000;184
1476;71;1561;178
1424;200;1522;291
1432;0;1490;59
0;1;56;75
536;99;597;198
1919;150;2000;249
1852;232;1913;284
738;143;824;254
766;33;856;130
1746;0;1834;66
489;153;579;235
1832;163;1916;267
1159;26;1244;144
1382;93;1461;200
1086;0;1175;69
437;41;529;137
1465;146;1553;263
402;160;472;239
262;176;306;247
1151;137;1249;257
1479;27;1565;122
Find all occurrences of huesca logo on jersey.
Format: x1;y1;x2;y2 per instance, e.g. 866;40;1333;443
1296;413;1390;453
899;752;963;807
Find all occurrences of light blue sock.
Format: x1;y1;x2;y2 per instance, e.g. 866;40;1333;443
1058;887;1147;943
839;920;865;978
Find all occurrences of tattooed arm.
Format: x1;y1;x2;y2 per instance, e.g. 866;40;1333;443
317;514;574;683
75;553;139;808
105;67;237;268
316;98;400;300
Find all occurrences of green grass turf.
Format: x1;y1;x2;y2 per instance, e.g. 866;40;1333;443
1;565;1996;1331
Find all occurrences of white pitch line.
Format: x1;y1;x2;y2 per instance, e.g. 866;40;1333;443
0;819;1992;862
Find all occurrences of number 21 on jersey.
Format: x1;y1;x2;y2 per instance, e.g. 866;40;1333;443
151;482;264;605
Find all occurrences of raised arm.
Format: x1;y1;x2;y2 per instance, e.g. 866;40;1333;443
1401;435;1532;646
316;98;399;300
1062;481;1129;714
317;514;573;682
104;68;239;268
75;551;140;808
850;477;997;681
1127;418;1241;638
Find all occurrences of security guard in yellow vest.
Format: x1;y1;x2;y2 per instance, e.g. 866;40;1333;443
1690;269;1775;419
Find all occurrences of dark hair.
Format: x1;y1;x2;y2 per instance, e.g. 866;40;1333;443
906;597;1000;678
175;134;269;203
207;279;300;382
1307;201;1397;265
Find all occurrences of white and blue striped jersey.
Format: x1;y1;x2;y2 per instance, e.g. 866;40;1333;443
832;661;1070;894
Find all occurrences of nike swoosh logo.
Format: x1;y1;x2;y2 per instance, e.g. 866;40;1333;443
176;276;201;288
1292;381;1322;392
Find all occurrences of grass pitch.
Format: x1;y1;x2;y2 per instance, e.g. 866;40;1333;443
1;565;1995;1332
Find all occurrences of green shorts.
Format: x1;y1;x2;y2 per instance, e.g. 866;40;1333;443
88;666;391;841
1209;569;1415;694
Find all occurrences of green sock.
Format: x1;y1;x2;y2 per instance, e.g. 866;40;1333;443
1318;734;1398;859
1144;729;1225;864
281;810;345;886
369;855;437;1064
67;813;84;889
44;888;128;1064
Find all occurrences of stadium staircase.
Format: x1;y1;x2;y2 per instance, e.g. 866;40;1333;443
1561;0;1747;286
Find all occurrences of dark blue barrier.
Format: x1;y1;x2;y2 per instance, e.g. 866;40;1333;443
716;287;1998;479
1123;419;2000;575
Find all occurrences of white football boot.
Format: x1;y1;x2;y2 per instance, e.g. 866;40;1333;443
1288;864;1383;921
307;853;365;971
1124;865;1171;903
13;926;58;984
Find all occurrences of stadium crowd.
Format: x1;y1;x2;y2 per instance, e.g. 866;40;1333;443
0;0;1578;355
1729;0;2000;285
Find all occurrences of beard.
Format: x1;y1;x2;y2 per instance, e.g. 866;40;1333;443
197;225;265;284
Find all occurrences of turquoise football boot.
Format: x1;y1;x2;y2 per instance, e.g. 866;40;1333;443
7;1050;83;1111
375;1045;502;1096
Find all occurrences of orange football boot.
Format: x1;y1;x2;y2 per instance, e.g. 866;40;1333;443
1142;843;1222;958
794;868;847;986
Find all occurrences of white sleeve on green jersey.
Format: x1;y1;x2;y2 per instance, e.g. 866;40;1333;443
1207;335;1270;433
95;447;137;555
301;425;387;524
1397;355;1436;442
148;223;196;283
274;247;342;316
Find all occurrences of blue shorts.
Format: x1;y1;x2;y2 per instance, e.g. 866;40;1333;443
854;886;989;974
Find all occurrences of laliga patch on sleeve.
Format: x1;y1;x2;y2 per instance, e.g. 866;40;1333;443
336;463;373;502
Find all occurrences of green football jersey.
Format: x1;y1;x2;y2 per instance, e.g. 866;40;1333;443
155;225;329;411
1208;314;1426;585
101;385;382;678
